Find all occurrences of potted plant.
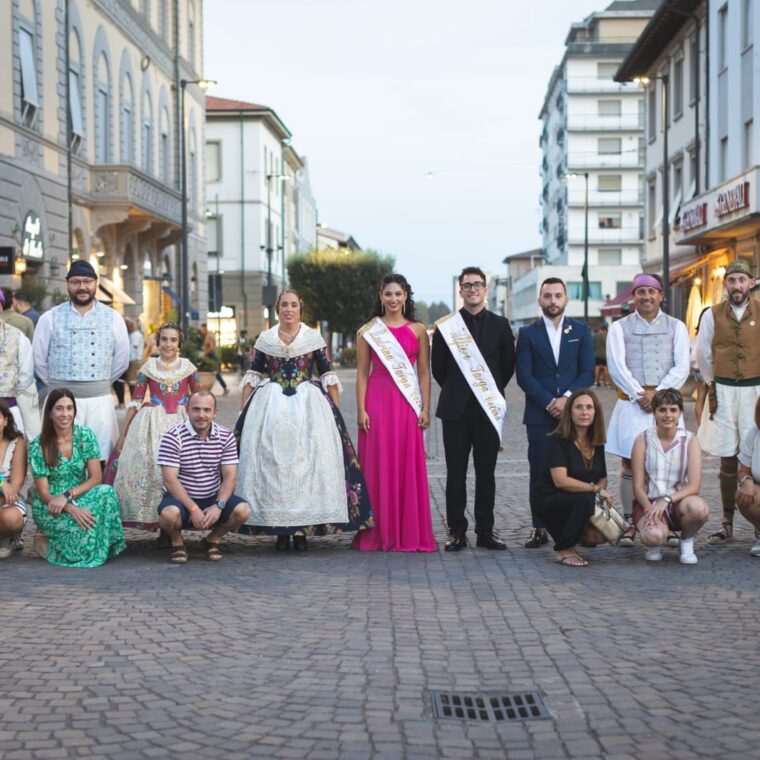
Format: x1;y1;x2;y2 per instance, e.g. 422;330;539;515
181;327;217;391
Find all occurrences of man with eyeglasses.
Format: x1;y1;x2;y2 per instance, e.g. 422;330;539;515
432;266;515;551
32;260;130;462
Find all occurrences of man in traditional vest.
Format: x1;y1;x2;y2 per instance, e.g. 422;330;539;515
432;266;515;551
606;273;690;546
696;259;760;545
0;292;34;434
32;260;130;461
516;277;595;548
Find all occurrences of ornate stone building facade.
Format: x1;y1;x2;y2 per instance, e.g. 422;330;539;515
0;0;207;331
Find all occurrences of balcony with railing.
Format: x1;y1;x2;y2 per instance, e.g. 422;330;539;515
567;190;644;207
568;226;643;245
565;76;631;94
567;151;642;170
566;113;644;131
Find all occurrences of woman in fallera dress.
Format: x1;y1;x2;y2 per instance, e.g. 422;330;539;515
113;322;202;527
236;289;373;550
352;273;436;552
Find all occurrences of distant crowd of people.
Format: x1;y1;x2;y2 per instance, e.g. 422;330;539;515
1;259;759;570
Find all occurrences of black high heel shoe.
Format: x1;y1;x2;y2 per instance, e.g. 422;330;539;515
292;535;308;551
275;535;290;551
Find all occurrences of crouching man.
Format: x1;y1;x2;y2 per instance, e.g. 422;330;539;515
157;390;250;563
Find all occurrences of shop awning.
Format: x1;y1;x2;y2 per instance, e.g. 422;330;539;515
601;286;634;318
162;285;199;320
97;275;136;305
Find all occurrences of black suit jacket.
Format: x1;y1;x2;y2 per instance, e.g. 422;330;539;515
431;309;515;421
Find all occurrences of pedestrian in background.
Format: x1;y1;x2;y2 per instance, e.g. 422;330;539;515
593;324;609;387
516;277;594;549
0;287;34;341
353;273;436;553
531;389;609;568
12;291;40;326
200;323;229;395
432;266;515;552
605;273;690;547
126;318;145;399
631;388;709;564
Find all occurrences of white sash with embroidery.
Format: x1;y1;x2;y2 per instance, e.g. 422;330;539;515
359;318;423;415
435;311;507;441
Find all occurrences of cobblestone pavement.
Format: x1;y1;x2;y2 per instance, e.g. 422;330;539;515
1;372;759;759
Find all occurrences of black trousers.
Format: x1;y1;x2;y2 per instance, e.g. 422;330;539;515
442;402;500;537
527;424;554;530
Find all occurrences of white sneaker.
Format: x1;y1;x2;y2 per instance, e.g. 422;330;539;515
645;546;663;562
750;538;760;557
680;544;698;564
0;535;14;559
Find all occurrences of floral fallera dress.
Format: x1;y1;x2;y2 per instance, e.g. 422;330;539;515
30;425;126;568
114;358;202;526
235;324;373;536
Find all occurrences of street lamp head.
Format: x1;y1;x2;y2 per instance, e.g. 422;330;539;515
181;78;218;90
633;76;651;85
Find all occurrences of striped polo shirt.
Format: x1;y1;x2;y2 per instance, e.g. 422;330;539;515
157;420;238;499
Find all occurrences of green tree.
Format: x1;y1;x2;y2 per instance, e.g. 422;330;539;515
428;301;451;323
287;249;394;341
414;299;430;327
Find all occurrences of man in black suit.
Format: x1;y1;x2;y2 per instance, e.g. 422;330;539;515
432;266;515;551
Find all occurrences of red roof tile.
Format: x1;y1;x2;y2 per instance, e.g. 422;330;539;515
205;96;270;112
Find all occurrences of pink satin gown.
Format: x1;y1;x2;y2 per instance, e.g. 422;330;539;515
352;324;437;552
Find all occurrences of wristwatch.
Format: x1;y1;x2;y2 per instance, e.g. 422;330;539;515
63;489;74;502
662;495;673;506
217;500;226;511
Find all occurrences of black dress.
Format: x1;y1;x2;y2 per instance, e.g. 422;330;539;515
531;436;606;550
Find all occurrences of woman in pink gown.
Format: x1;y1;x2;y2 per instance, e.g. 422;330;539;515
352;274;437;552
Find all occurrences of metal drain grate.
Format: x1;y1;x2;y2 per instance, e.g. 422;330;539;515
431;691;550;722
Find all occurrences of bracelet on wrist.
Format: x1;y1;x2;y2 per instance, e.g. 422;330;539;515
739;474;753;487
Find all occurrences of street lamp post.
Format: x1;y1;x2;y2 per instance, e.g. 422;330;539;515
263;172;287;328
179;78;216;335
633;74;671;308
565;171;590;321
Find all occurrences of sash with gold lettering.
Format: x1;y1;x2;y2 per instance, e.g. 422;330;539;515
359;318;423;415
435;311;507;441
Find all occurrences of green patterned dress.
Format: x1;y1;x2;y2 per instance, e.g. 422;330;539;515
30;425;126;568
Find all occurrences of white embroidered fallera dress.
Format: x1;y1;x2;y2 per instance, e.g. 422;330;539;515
236;324;372;534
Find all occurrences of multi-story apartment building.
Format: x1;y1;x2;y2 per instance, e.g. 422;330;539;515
0;0;207;329
618;0;759;332
532;0;659;324
205;96;318;336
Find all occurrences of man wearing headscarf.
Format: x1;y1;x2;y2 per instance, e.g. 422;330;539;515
696;259;760;552
32;261;130;460
605;273;690;550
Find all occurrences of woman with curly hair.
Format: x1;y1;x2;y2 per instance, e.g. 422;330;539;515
236;289;373;550
353;273;436;552
0;400;28;559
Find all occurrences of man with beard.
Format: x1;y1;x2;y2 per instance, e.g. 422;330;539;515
515;277;594;547
696;260;760;547
32;261;129;461
606;273;690;548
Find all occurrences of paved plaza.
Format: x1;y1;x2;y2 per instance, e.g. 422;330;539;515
1;372;759;759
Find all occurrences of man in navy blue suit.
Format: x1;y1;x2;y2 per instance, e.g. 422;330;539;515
516;277;595;547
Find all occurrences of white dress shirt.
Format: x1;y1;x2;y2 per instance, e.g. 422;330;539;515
542;315;563;365
32;301;130;384
695;303;748;383
607;309;691;401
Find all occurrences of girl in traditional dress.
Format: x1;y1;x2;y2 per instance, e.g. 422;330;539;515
0;400;28;559
114;323;202;527
30;389;125;567
236;289;372;550
353;274;436;552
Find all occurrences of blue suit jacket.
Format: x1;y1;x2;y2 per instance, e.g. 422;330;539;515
515;317;595;427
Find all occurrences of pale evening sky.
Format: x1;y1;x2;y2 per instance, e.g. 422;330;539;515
203;0;615;305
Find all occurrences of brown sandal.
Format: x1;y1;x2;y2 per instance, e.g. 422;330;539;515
169;545;188;564
202;539;223;562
